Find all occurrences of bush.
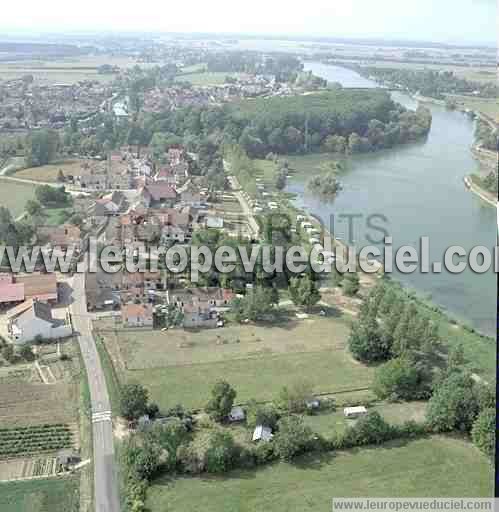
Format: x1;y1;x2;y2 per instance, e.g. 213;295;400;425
426;372;480;433
120;384;149;421
373;357;427;401
205;380;236;422
343;411;395;447
251;441;277;465
246;400;280;430
205;431;239;473
273;415;315;461
471;407;495;458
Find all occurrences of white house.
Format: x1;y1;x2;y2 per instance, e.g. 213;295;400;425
228;406;246;422
7;299;72;345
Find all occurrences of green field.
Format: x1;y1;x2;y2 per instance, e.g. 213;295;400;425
147;436;492;511
100;315;375;410
303;401;427;437
451;96;499;123
0;477;79;512
0;179;38;217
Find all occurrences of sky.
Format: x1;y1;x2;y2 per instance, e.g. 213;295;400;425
0;0;497;45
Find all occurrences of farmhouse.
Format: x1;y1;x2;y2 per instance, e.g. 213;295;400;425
7;299;72;344
121;303;154;328
13;273;58;303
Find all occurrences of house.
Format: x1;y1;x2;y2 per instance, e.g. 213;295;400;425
7;299;72;344
343;406;367;418
144;184;178;207
14;273;58;302
252;425;273;442
0;274;25;306
37;224;81;249
228;406;245;422
121;303;154;327
85;271;121;310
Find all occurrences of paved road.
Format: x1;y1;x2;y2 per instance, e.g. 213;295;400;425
71;273;120;512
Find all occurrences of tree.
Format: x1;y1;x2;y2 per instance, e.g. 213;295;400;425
25;200;43;218
231;287;276;322
373;357;424;401
447;343;466;373
205;380;236;422
344;411;394;446
246;400;280;430
35;185;71;207
342;272;360;296
279;380;313;413
471;407;495;458
2;344;15;363
426;372;480;433
26;129;59;167
205;431;238;473
274;415;315;461
19;344;35;362
120;384;149;421
348;316;390;362
288;275;320;309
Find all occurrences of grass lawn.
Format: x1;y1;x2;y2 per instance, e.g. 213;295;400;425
122;348;373;411
147;436;492;511
303;401;428;437
0;179;37;217
14;159;86;182
0;477;80;511
112;316;350;369
99;314;373;410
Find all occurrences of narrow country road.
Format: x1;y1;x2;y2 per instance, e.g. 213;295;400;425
71;273;120;512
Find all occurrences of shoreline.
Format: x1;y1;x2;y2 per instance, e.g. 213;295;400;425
463;175;497;208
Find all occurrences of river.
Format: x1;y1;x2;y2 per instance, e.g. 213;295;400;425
287;62;496;336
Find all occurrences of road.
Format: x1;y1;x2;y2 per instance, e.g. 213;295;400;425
71;273;120;512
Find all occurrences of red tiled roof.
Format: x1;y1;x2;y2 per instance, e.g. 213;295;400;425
0;282;25;303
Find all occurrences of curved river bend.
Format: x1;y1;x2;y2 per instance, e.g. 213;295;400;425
287;62;496;335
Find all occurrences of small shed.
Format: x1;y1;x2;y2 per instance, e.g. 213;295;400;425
252;425;273;442
228;406;246;422
343;406;367;418
57;449;81;469
306;398;321;411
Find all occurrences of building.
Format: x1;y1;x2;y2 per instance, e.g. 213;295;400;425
57;449;81;470
343;406;367;418
37;224;81;249
228;406;246;422
12;273;58;303
0;274;25;307
7;299;72;345
121;303;154;327
252;425;273;442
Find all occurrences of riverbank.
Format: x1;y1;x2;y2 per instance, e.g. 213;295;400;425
464;175;497;207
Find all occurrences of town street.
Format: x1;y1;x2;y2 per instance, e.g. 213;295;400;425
71;273;120;512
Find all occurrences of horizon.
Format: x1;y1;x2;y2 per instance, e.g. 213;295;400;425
0;0;496;46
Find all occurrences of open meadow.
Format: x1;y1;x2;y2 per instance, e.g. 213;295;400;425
14;159;87;183
97;314;375;410
0;477;80;512
147;436;493;511
0;179;37;217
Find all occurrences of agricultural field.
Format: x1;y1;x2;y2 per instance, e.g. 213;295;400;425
0;477;80;511
0;179;37;217
0;424;74;459
97;314;375;411
14;159;87;183
450;96;499;123
0;55;157;84
147;436;492;511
